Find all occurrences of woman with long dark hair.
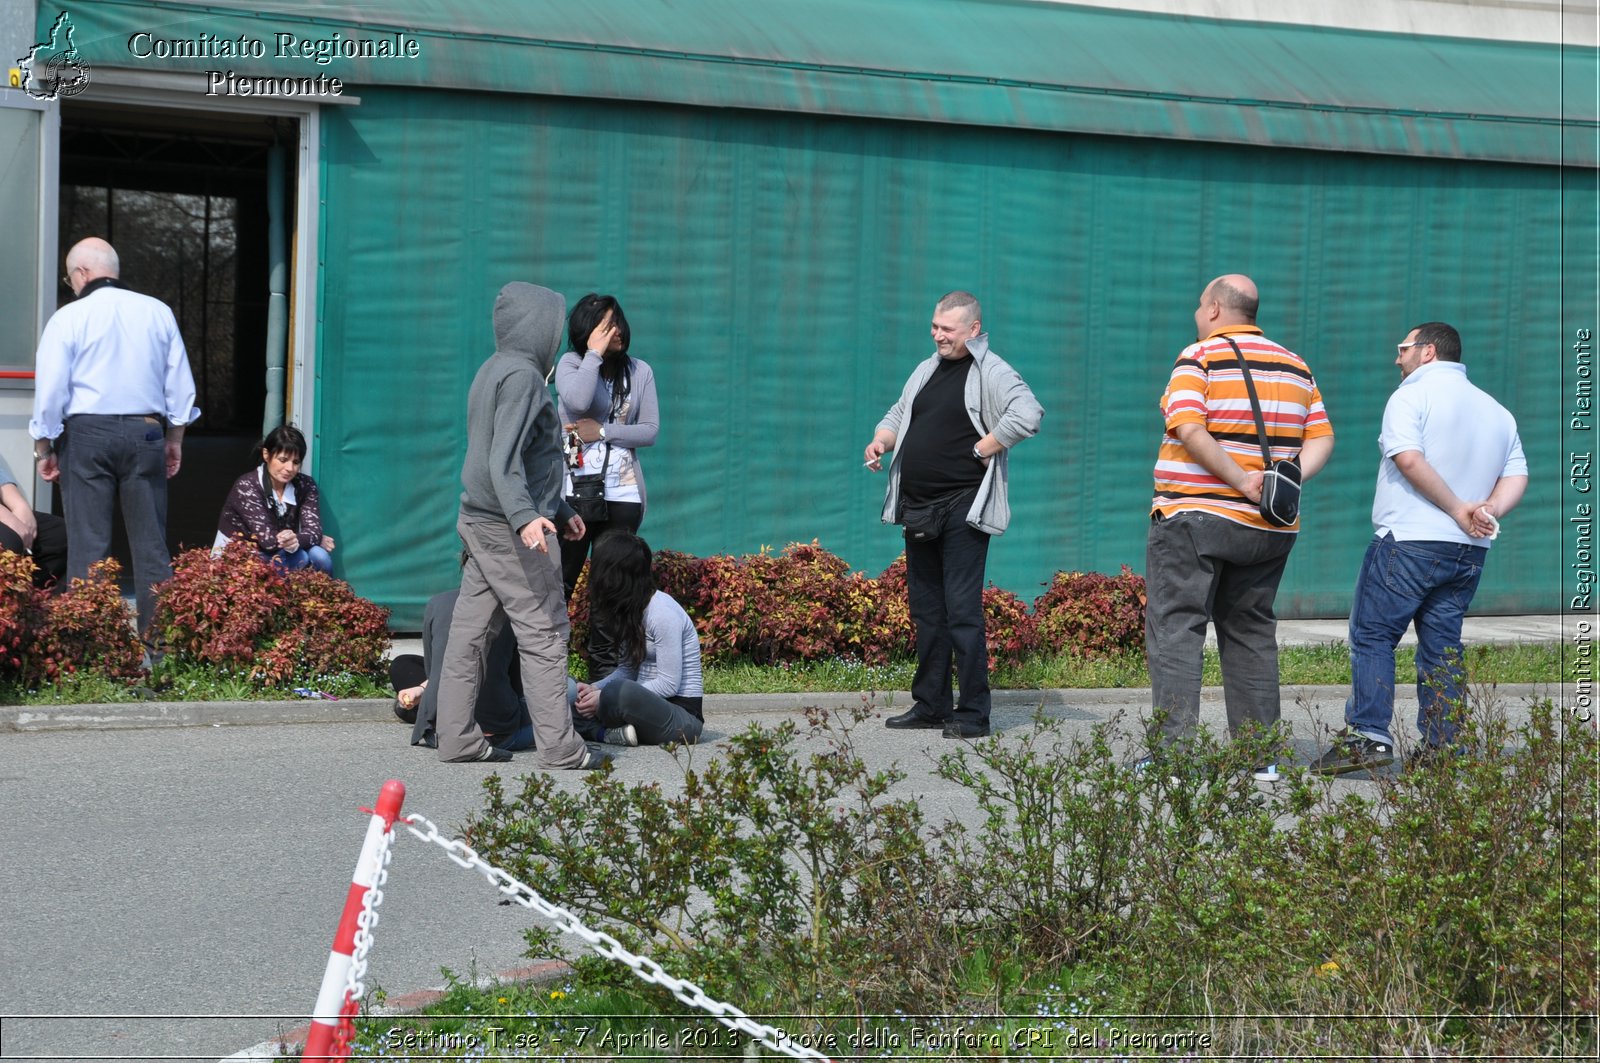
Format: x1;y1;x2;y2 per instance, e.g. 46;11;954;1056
569;531;703;747
556;293;660;603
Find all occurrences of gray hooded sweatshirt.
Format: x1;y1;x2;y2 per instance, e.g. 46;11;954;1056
458;283;574;533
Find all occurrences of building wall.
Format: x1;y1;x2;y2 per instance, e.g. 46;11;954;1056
316;88;1586;627
1053;0;1597;45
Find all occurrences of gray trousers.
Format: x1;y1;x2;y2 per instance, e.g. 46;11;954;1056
598;680;703;745
434;516;587;767
59;414;172;635
1144;510;1295;745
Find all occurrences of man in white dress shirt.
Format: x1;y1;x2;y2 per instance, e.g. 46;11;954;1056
29;237;200;635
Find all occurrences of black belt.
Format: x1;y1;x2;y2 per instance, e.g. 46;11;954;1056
67;413;163;423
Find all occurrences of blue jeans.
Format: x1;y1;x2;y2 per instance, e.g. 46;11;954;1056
270;544;332;573
1347;534;1487;748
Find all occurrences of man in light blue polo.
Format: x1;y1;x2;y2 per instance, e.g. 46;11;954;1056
1313;322;1527;775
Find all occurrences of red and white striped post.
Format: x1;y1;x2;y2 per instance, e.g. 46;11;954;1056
302;779;406;1061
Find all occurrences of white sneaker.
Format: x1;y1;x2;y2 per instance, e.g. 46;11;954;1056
1252;763;1280;783
602;724;639;747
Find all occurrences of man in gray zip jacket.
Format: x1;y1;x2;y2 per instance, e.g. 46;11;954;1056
864;291;1043;738
434;282;603;768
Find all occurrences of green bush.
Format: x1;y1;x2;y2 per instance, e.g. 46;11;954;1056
463;703;959;1016
463;694;1595;1057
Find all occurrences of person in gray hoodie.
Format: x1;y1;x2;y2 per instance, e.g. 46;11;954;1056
433;282;608;769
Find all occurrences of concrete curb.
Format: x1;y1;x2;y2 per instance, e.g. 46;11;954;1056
2;682;1560;733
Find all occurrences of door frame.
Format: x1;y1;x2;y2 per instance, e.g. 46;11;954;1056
46;67;353;466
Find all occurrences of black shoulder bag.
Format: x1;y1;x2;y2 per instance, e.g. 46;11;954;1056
566;439;610;524
1221;337;1302;527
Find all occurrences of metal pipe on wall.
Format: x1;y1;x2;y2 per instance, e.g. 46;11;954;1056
262;137;288;435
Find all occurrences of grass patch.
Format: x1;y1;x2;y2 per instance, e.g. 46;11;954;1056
0;659;391;705
704;640;1561;693
1;641;1558;704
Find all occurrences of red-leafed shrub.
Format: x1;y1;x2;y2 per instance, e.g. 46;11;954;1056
842;554;913;664
271;569;390;680
154;543;389;684
693;553;757;664
682;542;859;665
1032;565;1147;659
651;549;705;613
0;550;42;675
569;541;1144;671
33;558;144;684
567;561;591;654
746;541;853;664
982;584;1040;669
155;542;290;670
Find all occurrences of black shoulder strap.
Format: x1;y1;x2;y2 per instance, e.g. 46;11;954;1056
1221;336;1275;467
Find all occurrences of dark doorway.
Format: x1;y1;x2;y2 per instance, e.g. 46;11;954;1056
55;102;294;564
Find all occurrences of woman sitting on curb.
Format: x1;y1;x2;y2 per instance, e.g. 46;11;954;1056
213;424;335;572
568;531;703;747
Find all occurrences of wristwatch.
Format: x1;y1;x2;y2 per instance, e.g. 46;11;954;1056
598;425;607;441
971;444;984;460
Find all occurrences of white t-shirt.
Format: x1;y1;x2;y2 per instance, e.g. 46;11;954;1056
564;378;641;504
1372;361;1526;546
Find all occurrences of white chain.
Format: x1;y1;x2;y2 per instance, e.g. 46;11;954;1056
344;821;395;1006
400;813;831;1062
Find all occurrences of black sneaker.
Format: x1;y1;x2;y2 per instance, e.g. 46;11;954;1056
472;744;513;763
1405;745;1448;771
1309;732;1394;776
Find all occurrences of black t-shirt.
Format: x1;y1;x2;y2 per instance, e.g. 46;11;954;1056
897;355;984;505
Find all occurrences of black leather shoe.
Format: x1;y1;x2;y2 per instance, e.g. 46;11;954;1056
942;720;991;739
884;709;947;730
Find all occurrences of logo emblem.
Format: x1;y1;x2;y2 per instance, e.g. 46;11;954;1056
16;12;91;100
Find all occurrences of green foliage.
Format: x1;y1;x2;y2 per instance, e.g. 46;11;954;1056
456;695;1593;1058
462;703;956;1015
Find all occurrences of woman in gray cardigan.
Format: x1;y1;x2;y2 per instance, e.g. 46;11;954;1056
555;293;660;605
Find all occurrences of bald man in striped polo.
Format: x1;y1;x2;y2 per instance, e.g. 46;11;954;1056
1143;275;1336;771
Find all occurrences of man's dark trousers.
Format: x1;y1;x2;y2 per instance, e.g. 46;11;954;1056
1145;510;1295;745
59;414;171;635
905;493;991;727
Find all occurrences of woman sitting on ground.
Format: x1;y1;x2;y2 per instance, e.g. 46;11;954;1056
569;531;703;747
214;424;335;572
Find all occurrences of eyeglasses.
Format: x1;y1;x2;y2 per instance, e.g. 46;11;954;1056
1396;341;1430;355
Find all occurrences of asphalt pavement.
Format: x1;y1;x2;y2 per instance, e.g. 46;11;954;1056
0;614;1576;1062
